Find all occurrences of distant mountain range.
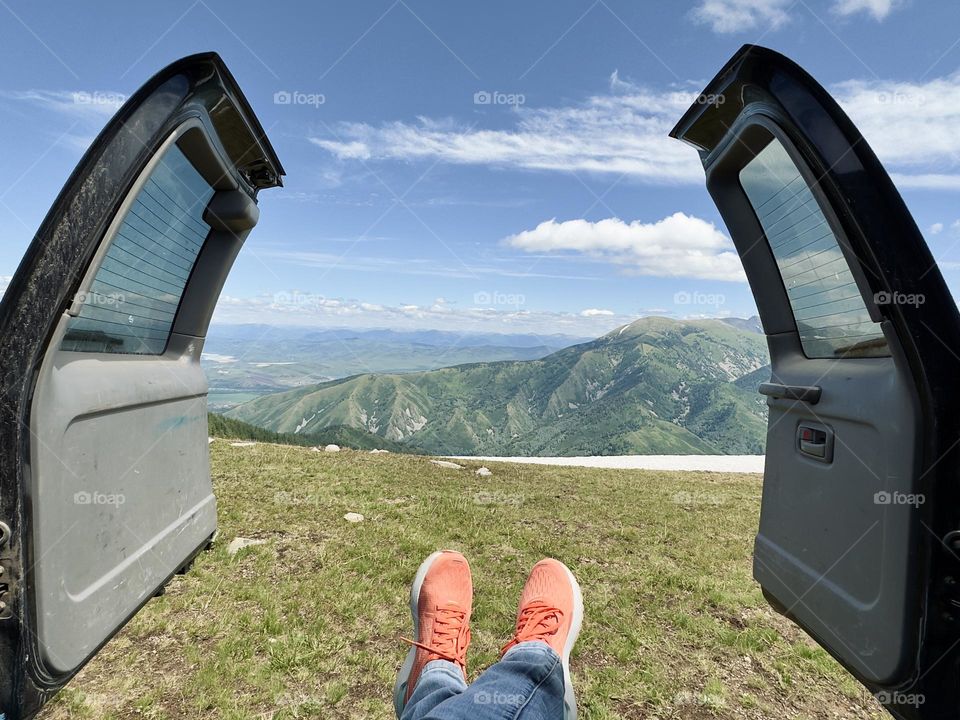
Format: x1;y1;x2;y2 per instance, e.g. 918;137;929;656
202;325;588;411
226;317;770;456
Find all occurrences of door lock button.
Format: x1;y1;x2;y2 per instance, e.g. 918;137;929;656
797;422;834;463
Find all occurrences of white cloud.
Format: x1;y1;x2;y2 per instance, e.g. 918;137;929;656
889;173;960;191
211;292;641;336
311;69;960;192
832;0;901;20
311;140;370;160
930;222;944;235
830;75;960;190
505;213;746;282
210;291;745;335
834;77;957;165
0;276;10;301
690;0;792;33
310;81;704;184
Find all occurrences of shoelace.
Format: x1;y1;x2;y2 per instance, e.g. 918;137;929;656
501;600;564;655
403;604;471;668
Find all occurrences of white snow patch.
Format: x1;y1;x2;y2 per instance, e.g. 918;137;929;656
295;412;318;434
202;353;238;364
450;455;765;473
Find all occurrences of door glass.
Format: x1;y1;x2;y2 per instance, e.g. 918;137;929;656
61;145;213;355
739;138;888;358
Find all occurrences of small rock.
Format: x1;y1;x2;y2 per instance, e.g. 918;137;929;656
343;512;365;523
230;441;256;447
310;446;322;452
324;444;341;453
227;537;266;556
475;467;493;477
369;449;389;454
431;460;463;470
208;437;215;444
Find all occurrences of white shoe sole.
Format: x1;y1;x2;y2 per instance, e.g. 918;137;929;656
557;562;584;720
393;550;445;718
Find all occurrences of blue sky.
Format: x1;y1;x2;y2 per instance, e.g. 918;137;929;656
2;0;960;336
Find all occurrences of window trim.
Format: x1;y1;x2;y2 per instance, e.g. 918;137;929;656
738;131;888;358
62;119;232;357
707;111;889;358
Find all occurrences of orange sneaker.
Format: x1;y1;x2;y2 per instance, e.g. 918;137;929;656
502;558;583;719
393;550;472;716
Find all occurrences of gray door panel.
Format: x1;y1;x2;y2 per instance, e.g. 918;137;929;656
31;335;215;673
757;334;919;684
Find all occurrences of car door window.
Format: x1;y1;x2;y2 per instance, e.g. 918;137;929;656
739;137;888;358
61;145;214;355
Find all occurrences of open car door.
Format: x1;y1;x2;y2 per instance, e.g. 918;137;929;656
0;54;283;718
672;45;960;719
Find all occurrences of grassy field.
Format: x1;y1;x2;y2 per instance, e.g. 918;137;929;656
42;442;885;719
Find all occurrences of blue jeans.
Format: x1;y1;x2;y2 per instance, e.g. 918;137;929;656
399;642;565;720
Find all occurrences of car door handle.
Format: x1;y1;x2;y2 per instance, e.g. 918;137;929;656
758;382;822;404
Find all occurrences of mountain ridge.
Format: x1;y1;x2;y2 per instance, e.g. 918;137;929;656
227;317;770;456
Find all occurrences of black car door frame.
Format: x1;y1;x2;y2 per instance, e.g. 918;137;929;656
0;53;283;718
672;45;960;719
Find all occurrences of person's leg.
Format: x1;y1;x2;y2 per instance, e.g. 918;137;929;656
411;558;583;720
394;551;473;719
399;659;467;720
431;640;564;719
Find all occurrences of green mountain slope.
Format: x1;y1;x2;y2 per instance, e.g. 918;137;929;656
208;414;412;453
227;317;770;456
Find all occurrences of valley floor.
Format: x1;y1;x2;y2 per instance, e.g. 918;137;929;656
42;443;880;719
451;454;766;473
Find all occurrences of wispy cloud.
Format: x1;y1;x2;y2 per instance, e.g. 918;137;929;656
310;68;960;191
504;213;746;282
834;75;960;188
211;292;641;336
689;0;793;34
0;89;127;155
690;0;901;33
832;0;902;21
0;89;126;120
889;173;960;191
262;249;601;281
310;73;704;184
